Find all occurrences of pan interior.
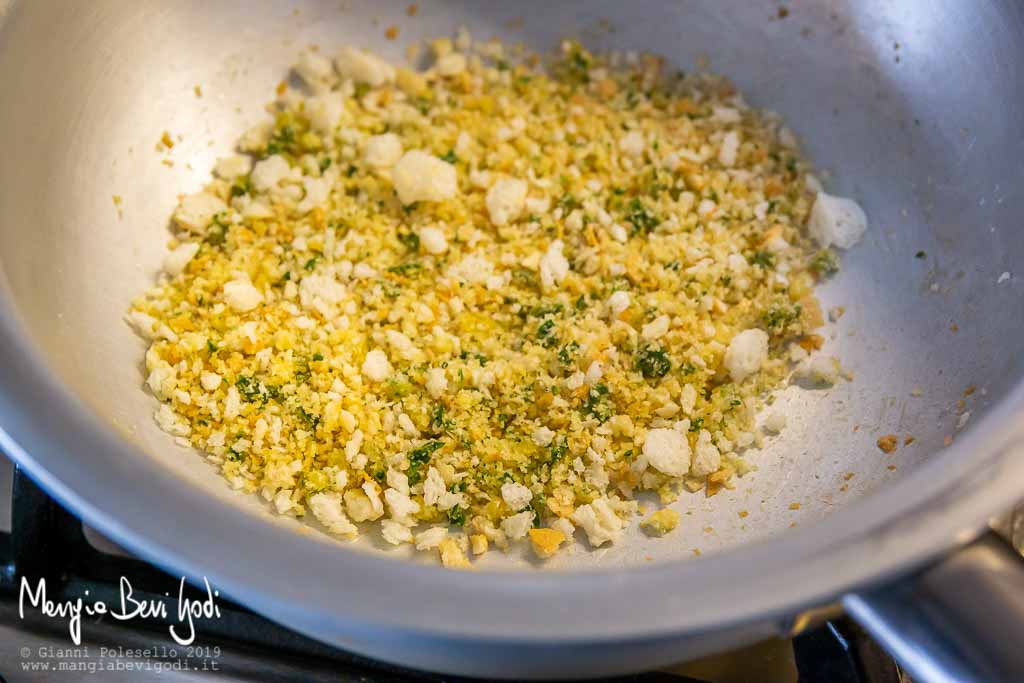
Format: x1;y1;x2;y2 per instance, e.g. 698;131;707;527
0;0;1021;570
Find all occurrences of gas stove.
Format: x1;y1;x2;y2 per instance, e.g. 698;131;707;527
0;456;906;682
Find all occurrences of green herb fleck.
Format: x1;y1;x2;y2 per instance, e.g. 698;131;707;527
265;124;296;157
582;383;613;423
530;303;564;317
386;374;414;399
625;198;659;235
557;193;581;212
751;250;776;269
529;493;547;528
431;404;455;435
439;149;457;164
636;347;671;379
557;341;580;365
398;231;420;252
549;439;568;463
407;440;445;485
512;268;539;290
235;375;269;405
536;319;558;348
387;261;423;277
296;406;320;429
205;213;229;246
447;506;466;526
293;357;312;383
761;301;803;332
230;175;251;197
810;249;840;277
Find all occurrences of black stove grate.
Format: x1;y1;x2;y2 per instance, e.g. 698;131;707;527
0;467;904;682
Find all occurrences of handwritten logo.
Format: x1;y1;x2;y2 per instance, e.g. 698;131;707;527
19;576;221;645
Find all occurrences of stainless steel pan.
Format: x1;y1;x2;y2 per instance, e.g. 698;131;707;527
1;0;1023;679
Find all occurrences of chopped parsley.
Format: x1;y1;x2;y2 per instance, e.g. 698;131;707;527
625;198;659;235
295;406;320;429
549;439;569;462
293;357;312;383
562;43;591;84
446;506;466;526
265;124;296;156
557;341;580;365
761;301;803;332
398;231;420;252
537;319;558;348
431;404;455;435
439;149;457;164
205;213;229;246
809;249;839;277
528;493;547;527
530;303;564;317
636;347;671;379
386;374;414;399
557;193;581;212
230;175;251;197
387;261;423;276
581;383;613;423
750;250;775;269
235;375;280;406
407;440;445;485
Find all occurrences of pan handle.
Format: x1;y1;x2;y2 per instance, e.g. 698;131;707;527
843;532;1024;683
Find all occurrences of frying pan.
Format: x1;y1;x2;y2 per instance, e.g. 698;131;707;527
1;0;1023;680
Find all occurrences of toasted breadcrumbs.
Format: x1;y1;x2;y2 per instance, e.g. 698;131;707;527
876;435;898;453
127;32;859;566
641;508;680;536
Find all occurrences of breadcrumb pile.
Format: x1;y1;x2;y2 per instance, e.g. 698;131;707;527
127;33;864;567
